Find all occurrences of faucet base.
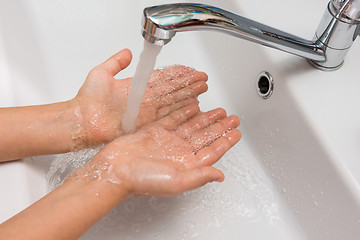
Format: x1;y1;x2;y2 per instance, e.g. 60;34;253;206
307;59;344;72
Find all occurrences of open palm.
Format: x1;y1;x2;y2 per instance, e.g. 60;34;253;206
92;103;241;197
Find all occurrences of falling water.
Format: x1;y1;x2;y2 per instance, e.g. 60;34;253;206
121;40;163;133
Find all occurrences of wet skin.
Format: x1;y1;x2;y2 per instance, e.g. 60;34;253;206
0;49;208;161
0;48;241;240
75;49;209;148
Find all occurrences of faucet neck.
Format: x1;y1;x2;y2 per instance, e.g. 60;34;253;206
330;0;360;23
311;0;360;70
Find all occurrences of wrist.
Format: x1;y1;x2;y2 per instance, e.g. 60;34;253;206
69;96;124;150
63;175;129;206
66;98;87;151
64;155;131;203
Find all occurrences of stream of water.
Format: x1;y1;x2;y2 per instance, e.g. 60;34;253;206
121;40;163;133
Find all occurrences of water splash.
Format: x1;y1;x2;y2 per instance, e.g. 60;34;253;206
46;146;103;192
45;140;280;240
73;143;280;240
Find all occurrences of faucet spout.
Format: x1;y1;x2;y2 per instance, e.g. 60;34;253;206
142;2;359;71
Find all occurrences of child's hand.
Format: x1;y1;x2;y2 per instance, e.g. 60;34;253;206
72;49;208;148
75;104;241;197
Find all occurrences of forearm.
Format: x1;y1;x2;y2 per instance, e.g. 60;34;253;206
0;170;128;240
0;100;80;161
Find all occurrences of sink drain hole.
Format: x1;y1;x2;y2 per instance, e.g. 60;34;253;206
257;72;273;99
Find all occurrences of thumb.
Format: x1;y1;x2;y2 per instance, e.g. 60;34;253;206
98;48;133;76
177;166;225;194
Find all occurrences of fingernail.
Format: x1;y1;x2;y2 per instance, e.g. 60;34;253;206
213;178;223;183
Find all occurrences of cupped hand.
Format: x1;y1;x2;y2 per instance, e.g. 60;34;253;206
72;49;208;148
86;103;241;197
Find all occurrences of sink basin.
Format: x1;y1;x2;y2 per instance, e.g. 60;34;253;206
1;0;359;239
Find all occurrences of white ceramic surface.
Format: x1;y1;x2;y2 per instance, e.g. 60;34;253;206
0;0;359;239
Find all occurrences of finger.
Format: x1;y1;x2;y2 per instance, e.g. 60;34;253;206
194;129;242;167
173;167;225;194
188;115;240;152
148;71;208;97
148;65;200;87
157;103;200;130
97;48;133;76
159;81;208;106
157;98;199;119
176;108;227;139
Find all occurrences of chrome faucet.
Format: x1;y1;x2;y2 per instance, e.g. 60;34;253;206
141;0;360;71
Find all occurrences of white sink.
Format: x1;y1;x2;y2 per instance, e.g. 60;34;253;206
1;0;360;239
